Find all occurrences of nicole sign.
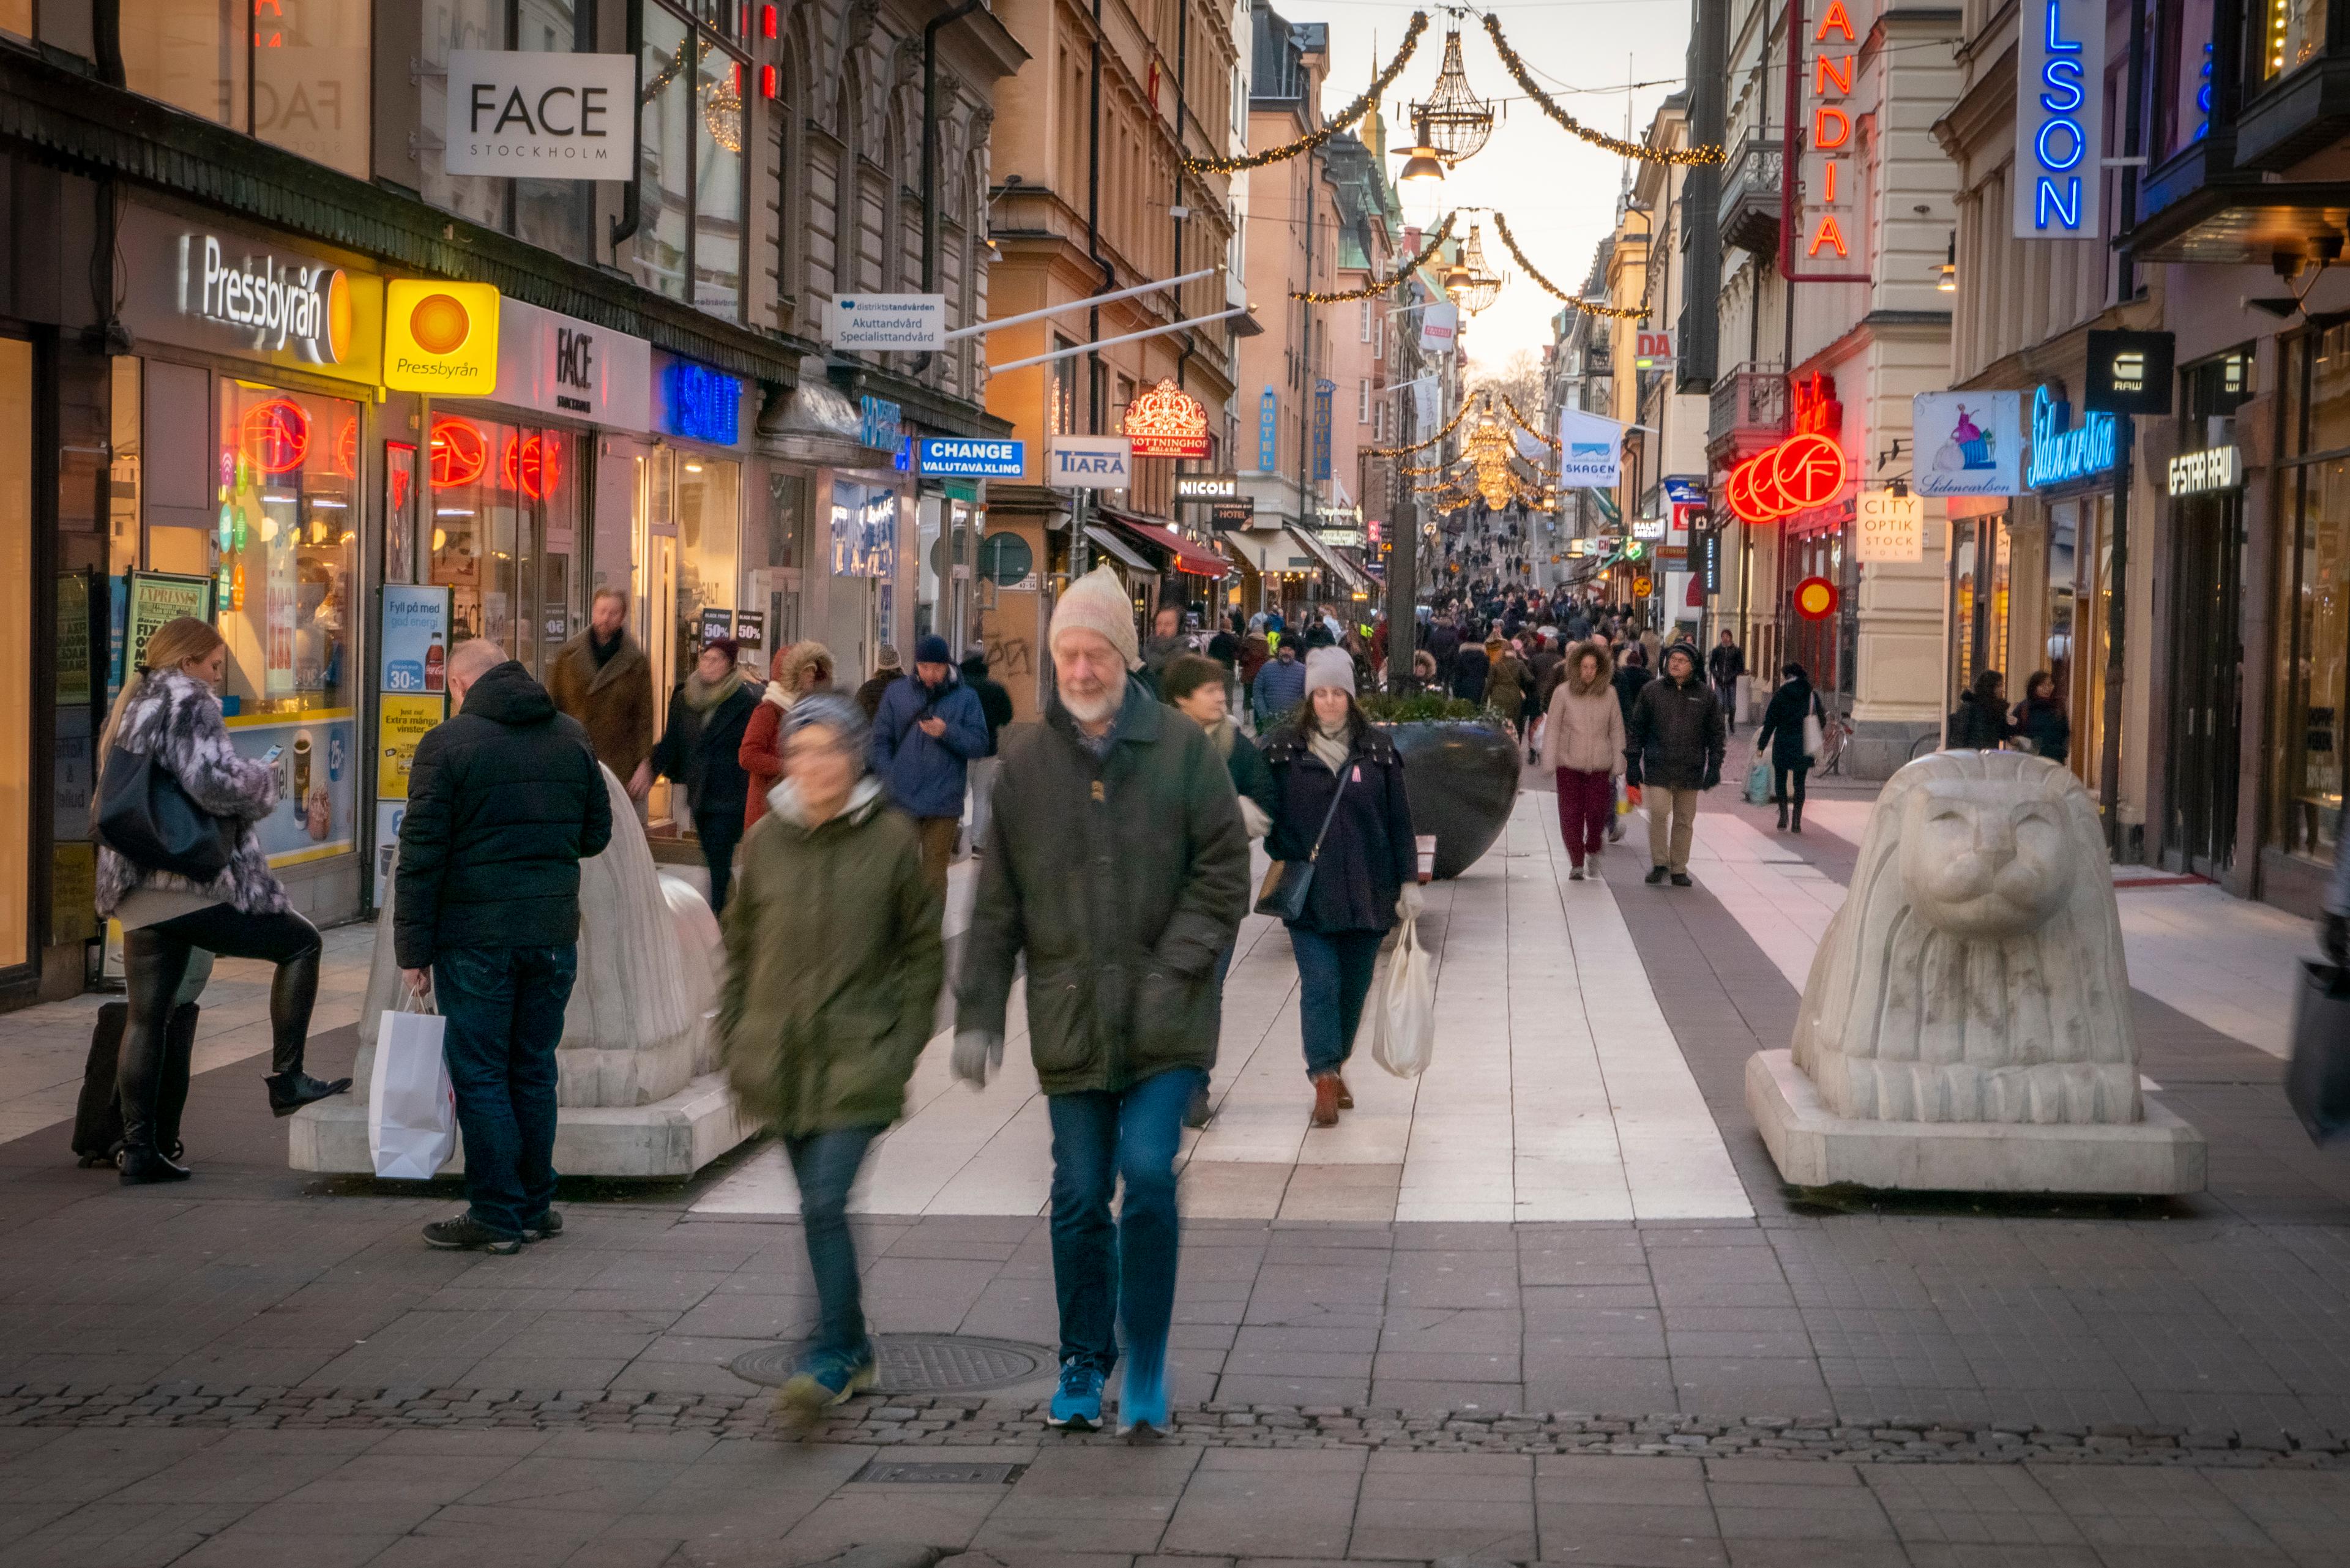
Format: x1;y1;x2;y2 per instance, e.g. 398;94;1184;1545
2013;0;2104;238
444;52;636;178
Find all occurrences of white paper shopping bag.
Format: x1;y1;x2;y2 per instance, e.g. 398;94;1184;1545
368;988;457;1179
1370;914;1436;1080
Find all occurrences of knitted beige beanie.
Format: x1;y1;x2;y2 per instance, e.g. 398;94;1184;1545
1048;566;1140;670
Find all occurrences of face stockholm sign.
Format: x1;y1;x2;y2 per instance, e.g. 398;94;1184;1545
2013;0;2105;239
443;51;637;179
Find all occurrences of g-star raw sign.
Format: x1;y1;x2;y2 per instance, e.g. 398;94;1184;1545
2168;446;2242;495
180;233;353;364
1046;435;1133;490
444;51;635;178
829;294;947;351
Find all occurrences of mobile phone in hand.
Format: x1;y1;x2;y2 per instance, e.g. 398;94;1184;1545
261;744;284;764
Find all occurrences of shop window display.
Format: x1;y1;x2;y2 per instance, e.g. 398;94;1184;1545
215;381;359;864
671;451;741;681
427;413;581;678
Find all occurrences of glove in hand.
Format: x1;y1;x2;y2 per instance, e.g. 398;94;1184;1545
951;1029;1004;1088
1396;881;1426;922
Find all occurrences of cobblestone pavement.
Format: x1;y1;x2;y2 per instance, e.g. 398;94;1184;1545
6;785;2350;1563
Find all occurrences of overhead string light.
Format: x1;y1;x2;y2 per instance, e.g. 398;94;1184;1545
1185;12;1430;174
1363;389;1486;458
1480;15;1723;166
1490;212;1650;320
1497;394;1561;449
1293;212;1460;302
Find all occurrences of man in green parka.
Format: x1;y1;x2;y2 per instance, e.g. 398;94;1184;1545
718;693;941;1425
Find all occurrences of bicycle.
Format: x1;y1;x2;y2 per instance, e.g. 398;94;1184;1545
1818;710;1855;777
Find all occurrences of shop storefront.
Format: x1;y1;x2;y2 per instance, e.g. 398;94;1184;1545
114;200;390;925
0;331;30;990
2161;349;2253;878
426;300;652;684
2264;323;2350;900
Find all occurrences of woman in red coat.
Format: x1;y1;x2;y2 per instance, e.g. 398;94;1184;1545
740;640;835;827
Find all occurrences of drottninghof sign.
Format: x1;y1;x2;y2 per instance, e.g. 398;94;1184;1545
917;437;1023;477
1122;379;1211;459
443;51;636;178
1046;435;1133;490
829;294;948;352
1913;390;2021;496
1855;488;1925;562
384;280;500;394
2014;0;2105;239
2026;384;2116;488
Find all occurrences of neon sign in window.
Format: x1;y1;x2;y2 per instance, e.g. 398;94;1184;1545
2014;0;2106;238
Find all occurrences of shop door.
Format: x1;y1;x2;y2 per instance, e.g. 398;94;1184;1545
2163;495;2244;875
643;533;677;826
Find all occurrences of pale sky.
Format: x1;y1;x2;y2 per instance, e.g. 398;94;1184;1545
1302;0;1692;377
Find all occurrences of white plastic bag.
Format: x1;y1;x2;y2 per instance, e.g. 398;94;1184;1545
369;987;457;1179
1370;914;1436;1079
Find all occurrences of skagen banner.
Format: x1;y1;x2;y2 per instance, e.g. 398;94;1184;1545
1554;408;1625;488
443;52;636;178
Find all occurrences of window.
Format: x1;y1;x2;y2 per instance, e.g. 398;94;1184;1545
2153;0;2218;155
418;1;597;253
638;2;748;319
122;0;371;177
2272;327;2350;865
2258;0;2328;82
1358;378;1370;423
1051;343;1077;435
1359;300;1371;342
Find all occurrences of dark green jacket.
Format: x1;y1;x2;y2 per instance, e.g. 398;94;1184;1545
718;777;942;1137
957;681;1250;1095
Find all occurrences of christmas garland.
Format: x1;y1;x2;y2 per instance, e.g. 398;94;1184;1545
1363;388;1486;458
1491;214;1649;320
1293;212;1458;302
1187;13;1430;173
1481;16;1723;166
1497;394;1561;450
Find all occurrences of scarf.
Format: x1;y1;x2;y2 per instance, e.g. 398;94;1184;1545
590;628;624;667
1308;719;1351;775
683;668;744;713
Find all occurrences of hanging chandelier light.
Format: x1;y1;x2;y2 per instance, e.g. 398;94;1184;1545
1453;223;1504;314
1411;29;1494;165
1398;114;1447;184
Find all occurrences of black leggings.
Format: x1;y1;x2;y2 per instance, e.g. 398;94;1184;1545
120;906;321;1149
1773;763;1810;807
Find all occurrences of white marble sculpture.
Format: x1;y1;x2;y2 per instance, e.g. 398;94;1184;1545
359;763;720;1106
1792;748;2141;1124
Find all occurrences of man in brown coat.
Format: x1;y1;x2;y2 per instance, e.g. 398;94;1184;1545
547;588;655;799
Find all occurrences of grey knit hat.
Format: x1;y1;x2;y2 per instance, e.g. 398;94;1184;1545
782;692;871;770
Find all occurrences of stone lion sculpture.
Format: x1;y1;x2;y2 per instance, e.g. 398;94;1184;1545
1791;749;2139;1126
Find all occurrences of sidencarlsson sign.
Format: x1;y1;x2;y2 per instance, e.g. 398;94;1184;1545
444;52;636;179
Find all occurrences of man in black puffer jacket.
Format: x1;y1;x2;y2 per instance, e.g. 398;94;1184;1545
1625;641;1725;888
396;640;613;1253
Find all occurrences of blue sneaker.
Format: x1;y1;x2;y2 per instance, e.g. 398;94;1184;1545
1118;1353;1169;1438
775;1345;877;1428
1046;1359;1105;1430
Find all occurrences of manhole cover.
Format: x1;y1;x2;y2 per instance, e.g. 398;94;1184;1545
728;1334;1051;1393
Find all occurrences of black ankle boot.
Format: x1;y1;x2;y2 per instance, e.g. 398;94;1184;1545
267;1070;352;1117
1776;801;1789;830
119;1144;192;1185
1791;804;1804;834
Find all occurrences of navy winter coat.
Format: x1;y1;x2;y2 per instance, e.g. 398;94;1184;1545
1260;724;1419;935
870;671;990;818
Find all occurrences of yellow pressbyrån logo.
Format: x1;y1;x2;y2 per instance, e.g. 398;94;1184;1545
383;280;501;394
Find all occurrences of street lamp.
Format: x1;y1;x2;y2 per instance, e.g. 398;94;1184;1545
1398;116;1447;185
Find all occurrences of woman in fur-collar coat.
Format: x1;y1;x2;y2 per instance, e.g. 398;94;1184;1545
94;616;346;1183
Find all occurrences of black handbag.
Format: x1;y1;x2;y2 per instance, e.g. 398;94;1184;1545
1255;756;1354;922
95;745;236;883
2288;958;2350;1145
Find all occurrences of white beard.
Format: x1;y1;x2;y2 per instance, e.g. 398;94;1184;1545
1059;673;1125;727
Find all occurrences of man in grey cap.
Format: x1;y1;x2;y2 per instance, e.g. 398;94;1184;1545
953;567;1248;1438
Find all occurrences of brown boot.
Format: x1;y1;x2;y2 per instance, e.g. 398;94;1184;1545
1310;1075;1341;1127
1334;1074;1354;1110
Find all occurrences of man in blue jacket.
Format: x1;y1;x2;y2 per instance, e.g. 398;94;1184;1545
871;635;990;898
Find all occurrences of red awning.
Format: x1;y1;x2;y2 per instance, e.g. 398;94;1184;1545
1099;511;1233;578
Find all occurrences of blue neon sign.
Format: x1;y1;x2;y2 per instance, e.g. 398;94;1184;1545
2014;0;2105;238
663;360;741;444
917;437;1025;477
2026;385;2115;488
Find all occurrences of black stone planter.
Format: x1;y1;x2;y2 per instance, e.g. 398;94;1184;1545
1378;719;1521;880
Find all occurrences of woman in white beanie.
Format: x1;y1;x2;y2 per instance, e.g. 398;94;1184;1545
1257;646;1423;1127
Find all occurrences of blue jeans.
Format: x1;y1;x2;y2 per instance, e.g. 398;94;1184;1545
1046;1066;1204;1383
433;944;578;1238
1291;927;1384;1078
786;1126;881;1359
